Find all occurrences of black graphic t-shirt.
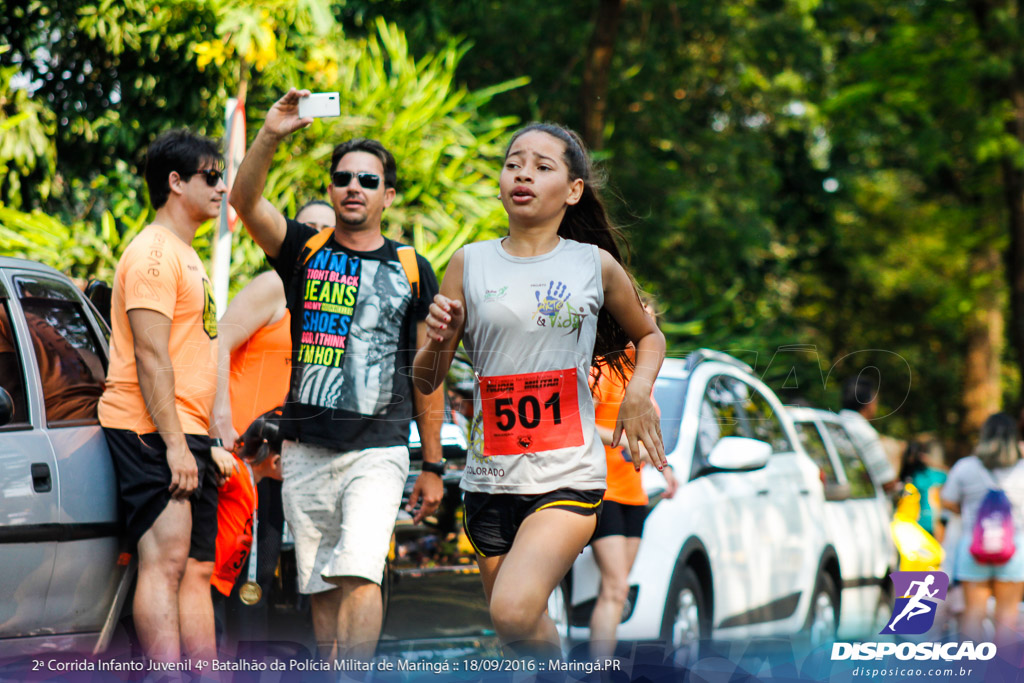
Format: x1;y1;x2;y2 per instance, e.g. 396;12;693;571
270;219;438;451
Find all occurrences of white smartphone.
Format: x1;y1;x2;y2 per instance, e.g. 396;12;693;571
298;92;340;119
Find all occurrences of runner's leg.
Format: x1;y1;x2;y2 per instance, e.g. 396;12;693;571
477;554;506;603
487;508;596;657
590;535;641;657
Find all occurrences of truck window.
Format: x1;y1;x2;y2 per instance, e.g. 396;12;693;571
0;303;30;428
16;277;106;427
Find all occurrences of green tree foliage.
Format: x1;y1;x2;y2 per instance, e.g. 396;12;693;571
0;1;523;288
5;0;1023;449
348;0;1018;447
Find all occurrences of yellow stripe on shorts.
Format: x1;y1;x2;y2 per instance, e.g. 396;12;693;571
535;499;603;512
461;506;486;556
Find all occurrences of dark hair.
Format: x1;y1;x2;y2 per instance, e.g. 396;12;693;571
144;129;221;210
296;199;333;220
841;374;878;412
505;122;637;378
330;139;397;189
975;412;1020;470
899;440;928;482
237;408;283;465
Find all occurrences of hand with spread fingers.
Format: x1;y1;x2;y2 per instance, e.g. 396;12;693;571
614;387;666;472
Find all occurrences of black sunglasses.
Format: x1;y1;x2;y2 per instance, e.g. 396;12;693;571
186;168;224;187
331;171;382;190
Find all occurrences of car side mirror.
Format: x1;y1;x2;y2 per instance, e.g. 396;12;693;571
707;436;772;471
0;387;13;427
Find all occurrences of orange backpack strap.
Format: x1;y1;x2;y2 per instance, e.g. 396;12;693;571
396;245;420;299
300;227;335;265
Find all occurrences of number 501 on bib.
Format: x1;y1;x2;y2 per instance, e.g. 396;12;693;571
479;369;584;456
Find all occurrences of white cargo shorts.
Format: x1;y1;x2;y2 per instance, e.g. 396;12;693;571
281;441;409;593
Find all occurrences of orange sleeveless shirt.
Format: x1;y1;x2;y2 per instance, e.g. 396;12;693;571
228;311;291;435
592;367;648;506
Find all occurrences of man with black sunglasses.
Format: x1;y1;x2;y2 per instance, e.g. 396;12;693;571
99;129;232;666
230;89;444;662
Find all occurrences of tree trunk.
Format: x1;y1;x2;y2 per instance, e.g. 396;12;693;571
581;0;625;150
972;0;1024;403
1004;86;1024;403
963;248;1005;437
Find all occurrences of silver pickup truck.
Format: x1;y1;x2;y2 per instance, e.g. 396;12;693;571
0;257;131;658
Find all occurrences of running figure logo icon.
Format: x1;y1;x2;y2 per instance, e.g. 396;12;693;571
882;571;949;635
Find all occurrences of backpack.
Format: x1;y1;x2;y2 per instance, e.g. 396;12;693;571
296;227;420;298
969;473;1016;565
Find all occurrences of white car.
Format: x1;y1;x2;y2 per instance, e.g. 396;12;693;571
788;406;897;639
555;350;841;658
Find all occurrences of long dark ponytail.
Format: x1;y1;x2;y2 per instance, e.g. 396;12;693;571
506;123;638;379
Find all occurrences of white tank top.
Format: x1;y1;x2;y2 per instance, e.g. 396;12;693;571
460;237;606;494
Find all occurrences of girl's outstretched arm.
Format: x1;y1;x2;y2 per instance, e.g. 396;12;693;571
600;250;667;471
412;248;468;394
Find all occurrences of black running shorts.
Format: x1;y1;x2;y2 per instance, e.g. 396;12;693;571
592;500;649;540
462;488;604;557
103;428;218;561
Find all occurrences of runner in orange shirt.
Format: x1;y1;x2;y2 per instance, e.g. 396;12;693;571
588;300;677;658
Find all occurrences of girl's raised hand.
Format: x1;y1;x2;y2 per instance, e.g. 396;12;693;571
425;294;464;343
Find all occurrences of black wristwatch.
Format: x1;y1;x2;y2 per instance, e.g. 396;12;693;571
420;459;446;476
211;438;224;448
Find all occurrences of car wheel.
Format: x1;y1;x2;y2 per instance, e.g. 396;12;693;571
805;571;839;648
661;566;707;667
547;578;571;656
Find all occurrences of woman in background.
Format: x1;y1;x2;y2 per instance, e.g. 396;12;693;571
942;413;1024;645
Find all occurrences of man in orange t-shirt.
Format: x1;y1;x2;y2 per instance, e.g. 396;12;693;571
98;129;229;666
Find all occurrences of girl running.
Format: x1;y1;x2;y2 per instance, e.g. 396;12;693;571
412;123;666;657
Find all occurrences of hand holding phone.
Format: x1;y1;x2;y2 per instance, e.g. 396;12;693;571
298;92;341;119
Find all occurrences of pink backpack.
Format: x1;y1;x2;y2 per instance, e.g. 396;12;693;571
970;486;1016;565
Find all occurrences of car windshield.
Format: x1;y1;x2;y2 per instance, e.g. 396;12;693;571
653;376;687;453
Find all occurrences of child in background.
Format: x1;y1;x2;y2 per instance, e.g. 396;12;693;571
899;439;947;542
211;408;284;652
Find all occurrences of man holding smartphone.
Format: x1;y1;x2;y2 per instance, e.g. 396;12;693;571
99;129;230;665
229;89;445;661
